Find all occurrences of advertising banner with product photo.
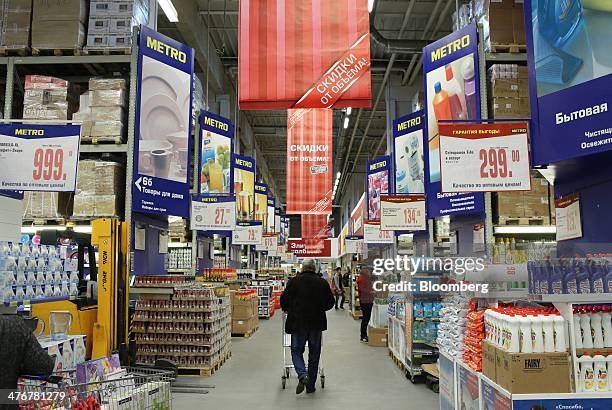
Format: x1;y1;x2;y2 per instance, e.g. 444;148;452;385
133;26;194;217
266;197;275;233
190;196;236;231
0;124;80;192
199;111;233;195
238;0;371;109
232;221;263;245
393;111;425;194
232;153;256;223
287;238;332;258
351;193;365;236
438;122;532;193
275;208;281;235
366;155;391;220
526;0;612;164
423;24;485;218
254;182;268;230
480;376;512;410
301;214;329;239
286;108;332;215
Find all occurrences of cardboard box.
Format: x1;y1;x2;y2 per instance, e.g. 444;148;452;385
232;304;254;321
367;325;388;347
488;0;514;46
482;341;497;380
231;319;250;335
32;0;88;22
496;350;571;393
492;79;520;98
513;2;526;45
31;20;85;49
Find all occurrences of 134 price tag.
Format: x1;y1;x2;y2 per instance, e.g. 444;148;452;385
380;195;426;231
191;197;236;231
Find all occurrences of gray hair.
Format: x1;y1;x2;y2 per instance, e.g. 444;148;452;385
302;259;317;272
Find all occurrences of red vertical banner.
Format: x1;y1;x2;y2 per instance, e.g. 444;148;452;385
286;108;332;215
239;0;371;109
301;214;330;238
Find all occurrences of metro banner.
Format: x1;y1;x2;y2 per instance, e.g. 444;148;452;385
366;156;391;220
133;26;194;217
422;24;485;218
301;214;329;239
393;111;425;194
232;153;255;222
286;108;332;215
0;124;80;192
239;0;371;109
287;238;332;258
199;111;233;195
254;182;268;229
438;122;532;193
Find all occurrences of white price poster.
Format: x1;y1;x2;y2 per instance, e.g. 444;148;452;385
438;122;531;193
232;222;263;245
190;196;236;231
364;221;394;244
345;238;364;254
256;234;278;252
555;194;582;241
0;124;81;191
380;194;426;231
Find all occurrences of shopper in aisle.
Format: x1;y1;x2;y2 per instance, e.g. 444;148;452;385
333;267;345;310
280;259;335;395
0;315;55;406
357;266;374;342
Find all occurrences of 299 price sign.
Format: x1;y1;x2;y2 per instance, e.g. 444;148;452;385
0;125;80;191
233;222;263;245
190;196;236;231
438;122;531;193
380;194;426;231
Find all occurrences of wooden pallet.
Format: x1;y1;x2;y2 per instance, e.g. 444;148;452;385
231;326;258;338
490;43;527;53
178;366;215;377
81;136;125;144
389;350;406;372
32;47;82;56
82;47;131;55
23;218;66;226
0;46;29;56
498;215;550;226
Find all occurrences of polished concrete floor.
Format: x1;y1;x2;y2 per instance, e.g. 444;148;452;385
173;308;439;409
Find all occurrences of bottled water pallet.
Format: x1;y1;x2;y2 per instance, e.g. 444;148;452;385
177;350;232;377
497;215;550;226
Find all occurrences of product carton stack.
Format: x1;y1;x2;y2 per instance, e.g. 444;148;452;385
22;75;76;120
86;0;150;50
490;64;530;119
496;172;552;224
0;0;32;51
75;78;127;143
31;0;87;51
23;192;74;220
72;160;124;218
230;290;259;336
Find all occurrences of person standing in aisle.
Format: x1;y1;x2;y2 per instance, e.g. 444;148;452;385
280;259;335;395
333;267;345;310
357;266;374;342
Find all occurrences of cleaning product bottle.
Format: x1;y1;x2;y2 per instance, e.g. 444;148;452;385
593;353;609;391
602;306;612;348
508;313;521;353
590;262;605;293
592;309;605;349
574;312;584;348
519;315;533;353
581;310;594;348
564;263;579;294
542;314;556;352
444;64;467;120
531;314;545;353
553;314;567;352
604;261;612;293
578;354;595;392
577;262;591;294
537;0;583;49
550;262;564;294
461;58;478;120
432;82;453;123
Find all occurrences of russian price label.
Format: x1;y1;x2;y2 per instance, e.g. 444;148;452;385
233;222;263;245
190;196;236;231
380;195;426;231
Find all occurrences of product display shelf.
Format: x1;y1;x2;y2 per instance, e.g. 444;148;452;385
388;315;407;370
350;272;362;320
405;293;440;381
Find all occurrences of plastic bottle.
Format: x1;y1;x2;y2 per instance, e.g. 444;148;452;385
530;314;545;353
461;58;478;120
564;264;579;294
593;354;609;391
607;355;612;390
602;307;612;348
578;355;595;392
581;311;594;348
542;314;556;352
508;314;521;353
553;315;567;352
519;315;533;353
444;64;467;120
604;262;612;293
432;82;453;123
574;314;584;348
592;310;605;349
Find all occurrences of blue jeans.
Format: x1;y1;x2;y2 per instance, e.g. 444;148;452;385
290;328;322;390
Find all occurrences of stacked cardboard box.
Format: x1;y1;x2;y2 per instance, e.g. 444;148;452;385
31;0;87;50
490;64;530;119
230;291;259;335
0;0;32;49
23;192;73;219
23;75;76;120
496;174;552;220
367;325;388;347
73;160;124;218
86;0;150;49
75;78;127;143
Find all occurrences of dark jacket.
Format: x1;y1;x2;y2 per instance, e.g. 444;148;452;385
357;273;374;303
280;270;335;334
1;315;55;409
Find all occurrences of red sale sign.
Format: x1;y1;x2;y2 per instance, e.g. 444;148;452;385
286;109;332;214
301;214;330;239
438;122;531;193
287;238;332;258
239;0;371;109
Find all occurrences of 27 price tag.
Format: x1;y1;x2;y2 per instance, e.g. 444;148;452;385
190;197;236;231
380;195;426;231
233;223;263;245
439;122;531;193
364;221;393;244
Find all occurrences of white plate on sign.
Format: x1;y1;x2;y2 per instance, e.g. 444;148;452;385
140;94;185;141
140;57;183;103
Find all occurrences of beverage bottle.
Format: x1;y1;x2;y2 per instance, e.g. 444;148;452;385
432;82;453;124
444;64;467;120
592;309;605;349
593;353;609;391
578;354;595;392
581;310;594;348
461;58;478;120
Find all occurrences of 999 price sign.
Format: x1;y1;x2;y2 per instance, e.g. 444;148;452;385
0;124;80;191
190;196;236;231
439;122;531;193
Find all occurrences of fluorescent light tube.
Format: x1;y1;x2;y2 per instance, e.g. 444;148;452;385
158;0;179;22
343;117;349;129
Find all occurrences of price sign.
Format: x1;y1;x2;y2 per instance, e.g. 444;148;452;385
555;194;582;241
0;125;80;191
190;196;236;231
380;195;426;231
256;234;278;252
345;238;364;254
363;221;393;244
439;122;531;193
233;222;263;245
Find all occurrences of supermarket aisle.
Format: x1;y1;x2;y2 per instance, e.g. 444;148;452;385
173;309;438;409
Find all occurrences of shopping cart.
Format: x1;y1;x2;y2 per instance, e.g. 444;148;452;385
281;312;325;390
17;366;174;409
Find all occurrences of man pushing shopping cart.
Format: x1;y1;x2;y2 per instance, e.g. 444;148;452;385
279;259;335;394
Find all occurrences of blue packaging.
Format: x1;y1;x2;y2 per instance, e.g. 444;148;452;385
590;262;605;294
549;262;564;294
423;302;433;318
605;262;612;293
563;263;579;294
414;302;424;318
576;262;591;294
527;261;536;294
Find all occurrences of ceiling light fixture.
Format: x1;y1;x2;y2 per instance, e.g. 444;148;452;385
336;172;341;179
346;107;352;116
368;0;375;13
158;0;179;22
343;117;349;129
